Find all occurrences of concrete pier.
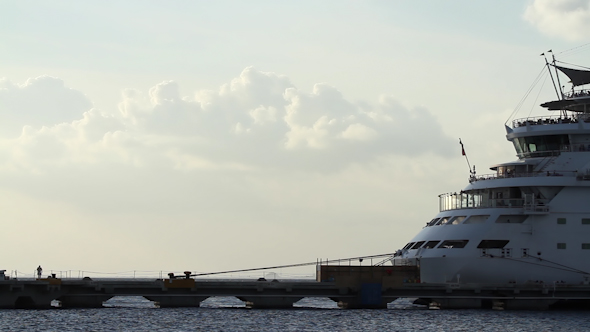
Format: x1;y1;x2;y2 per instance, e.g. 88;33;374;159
1;266;590;310
318;265;416;309
0;278;66;309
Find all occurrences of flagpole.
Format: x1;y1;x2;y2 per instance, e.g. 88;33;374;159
459;138;474;179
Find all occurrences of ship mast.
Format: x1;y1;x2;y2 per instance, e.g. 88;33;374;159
549;50;565;100
542;50;561;100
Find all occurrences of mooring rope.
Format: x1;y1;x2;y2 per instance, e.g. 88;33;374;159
190;253;397;277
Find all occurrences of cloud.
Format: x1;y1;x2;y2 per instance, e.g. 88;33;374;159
0;76;93;138
0;67;455;175
340;123;378;141
524;0;590;41
0;68;463;273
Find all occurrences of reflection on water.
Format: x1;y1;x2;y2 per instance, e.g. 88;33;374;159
3;296;590;332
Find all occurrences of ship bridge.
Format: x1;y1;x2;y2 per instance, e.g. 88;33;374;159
507;113;590;159
507;62;590;159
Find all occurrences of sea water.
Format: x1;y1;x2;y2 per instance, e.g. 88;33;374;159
0;297;588;332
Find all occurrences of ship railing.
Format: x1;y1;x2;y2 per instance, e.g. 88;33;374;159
516;144;590;159
390;258;418;267
439;194;550;212
471;170;577;182
512;115;575;128
523;202;549;213
516;150;560;159
511;113;590;128
564;89;590;99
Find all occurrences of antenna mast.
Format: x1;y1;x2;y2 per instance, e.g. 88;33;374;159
549;50;565;100
542;50;561;99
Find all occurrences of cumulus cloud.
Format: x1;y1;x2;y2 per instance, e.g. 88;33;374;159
0;68;461;272
340;124;378;141
0;76;93;138
0;67;455;174
524;0;590;41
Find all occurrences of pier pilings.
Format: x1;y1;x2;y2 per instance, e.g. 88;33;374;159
0;279;66;309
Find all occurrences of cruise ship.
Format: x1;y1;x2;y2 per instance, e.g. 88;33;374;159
393;54;590;285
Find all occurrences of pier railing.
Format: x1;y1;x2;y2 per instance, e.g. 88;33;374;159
6;270;317;281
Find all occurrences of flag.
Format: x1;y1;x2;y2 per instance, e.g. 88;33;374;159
460;139;465;156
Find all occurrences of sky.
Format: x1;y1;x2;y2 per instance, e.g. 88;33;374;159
2;0;590;278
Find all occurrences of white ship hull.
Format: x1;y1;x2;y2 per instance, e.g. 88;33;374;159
393;57;590;287
400;201;590;284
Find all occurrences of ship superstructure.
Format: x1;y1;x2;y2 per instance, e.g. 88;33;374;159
394;54;590;285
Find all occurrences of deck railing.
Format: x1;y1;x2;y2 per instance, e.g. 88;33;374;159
564;90;590;99
512;113;590;128
439;193;549;212
471;170;577;182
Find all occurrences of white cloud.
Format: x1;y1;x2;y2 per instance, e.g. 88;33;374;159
524;0;590;41
0;68;459;269
0;69;460;270
0;76;93;138
340;123;378;141
149;80;182;105
283;83;354;149
0;68;456;175
0;0;549;276
249;105;278;125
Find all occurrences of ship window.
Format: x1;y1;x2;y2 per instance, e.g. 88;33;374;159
463;215;489;224
528;143;537;152
516;135;569;156
522;248;529;257
435;217;450;226
477;240;509;249
446;216;466;225
427;218;440;226
411;241;425;249
557;218;567;224
513;140;523;155
438;240;469;249
583;219;590;225
496;215;528;223
582;243;590;249
423;241;440;249
501;248;512;257
403;242;415;250
557;243;566;249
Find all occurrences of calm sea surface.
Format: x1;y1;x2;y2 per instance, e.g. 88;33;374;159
1;297;588;332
